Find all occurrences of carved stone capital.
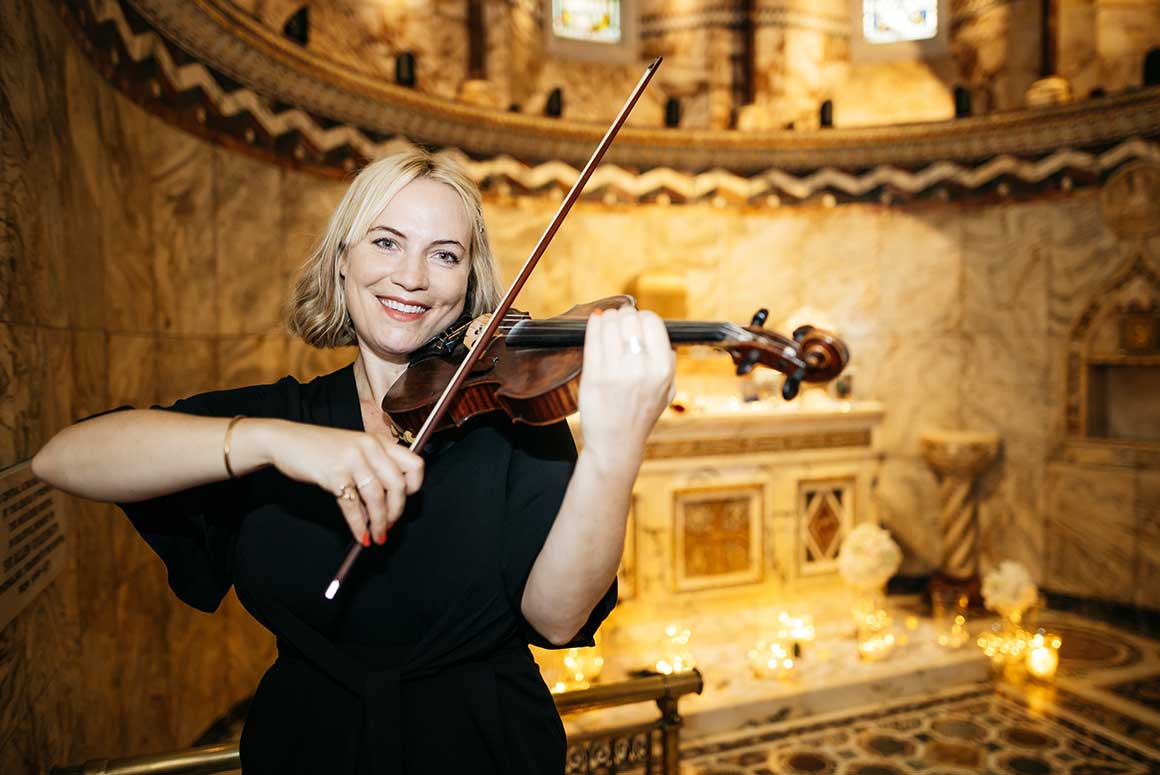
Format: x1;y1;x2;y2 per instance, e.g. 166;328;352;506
920;430;1001;480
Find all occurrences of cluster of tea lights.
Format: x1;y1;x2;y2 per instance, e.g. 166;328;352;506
978;626;1062;679
850;601;896;662
655;624;697;676
747;612;815;680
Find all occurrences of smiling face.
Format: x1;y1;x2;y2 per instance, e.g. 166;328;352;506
339;177;472;362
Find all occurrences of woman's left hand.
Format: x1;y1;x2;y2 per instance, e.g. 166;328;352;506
577;305;675;472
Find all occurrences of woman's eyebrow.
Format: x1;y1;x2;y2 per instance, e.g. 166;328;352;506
370;226;407;239
369;226;462;250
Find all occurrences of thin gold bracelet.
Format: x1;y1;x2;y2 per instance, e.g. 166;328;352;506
223;415;246;479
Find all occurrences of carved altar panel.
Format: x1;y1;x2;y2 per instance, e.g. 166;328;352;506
796;478;856;577
672;485;764;592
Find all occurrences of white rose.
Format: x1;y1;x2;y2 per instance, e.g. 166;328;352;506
838;523;902;590
982;560;1038;613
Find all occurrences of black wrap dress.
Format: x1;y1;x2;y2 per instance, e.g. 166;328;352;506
114;363;616;774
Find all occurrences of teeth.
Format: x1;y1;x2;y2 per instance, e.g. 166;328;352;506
380;298;428;314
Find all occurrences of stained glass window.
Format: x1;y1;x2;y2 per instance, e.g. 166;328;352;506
862;0;937;44
552;0;622;43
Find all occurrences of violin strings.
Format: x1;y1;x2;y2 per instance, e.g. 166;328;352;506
478;318;806;350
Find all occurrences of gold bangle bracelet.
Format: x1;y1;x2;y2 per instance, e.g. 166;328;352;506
223;415;246;479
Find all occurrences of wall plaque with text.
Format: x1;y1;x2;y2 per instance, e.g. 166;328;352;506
0;463;67;631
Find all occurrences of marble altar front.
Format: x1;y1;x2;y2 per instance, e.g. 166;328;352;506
557;387;887;699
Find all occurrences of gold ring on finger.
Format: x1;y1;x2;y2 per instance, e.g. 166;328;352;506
337;484;357;501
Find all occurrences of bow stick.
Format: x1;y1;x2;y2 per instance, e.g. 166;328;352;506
324;57;663;600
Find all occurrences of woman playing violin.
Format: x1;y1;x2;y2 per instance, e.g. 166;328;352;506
31;147;676;775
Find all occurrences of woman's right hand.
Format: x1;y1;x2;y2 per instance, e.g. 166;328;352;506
247;420;424;545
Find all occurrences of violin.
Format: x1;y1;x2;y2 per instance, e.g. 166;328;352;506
324;57;843;599
382;296;849;437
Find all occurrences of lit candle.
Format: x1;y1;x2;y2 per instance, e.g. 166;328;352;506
655;624;697;675
1025;631;1060;679
748;640;797;680
776;611;815;658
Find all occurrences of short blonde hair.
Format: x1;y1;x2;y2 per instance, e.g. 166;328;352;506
288;147;503;348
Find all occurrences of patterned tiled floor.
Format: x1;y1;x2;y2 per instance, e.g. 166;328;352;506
679;685;1160;774
679;611;1160;775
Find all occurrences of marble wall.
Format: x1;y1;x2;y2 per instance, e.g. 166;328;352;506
3;1;1159;773
0;2;356;771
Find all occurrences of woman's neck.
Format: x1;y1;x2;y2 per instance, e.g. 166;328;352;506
353;349;409;409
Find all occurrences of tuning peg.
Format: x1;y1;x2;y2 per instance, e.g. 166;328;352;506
735;349;760;376
750;308;768;327
792;325;814;342
781;367;806;400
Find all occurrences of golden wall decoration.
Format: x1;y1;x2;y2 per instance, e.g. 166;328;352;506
672;485;763;592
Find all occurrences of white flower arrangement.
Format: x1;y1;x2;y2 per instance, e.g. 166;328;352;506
837;523;902;590
982;560;1038;614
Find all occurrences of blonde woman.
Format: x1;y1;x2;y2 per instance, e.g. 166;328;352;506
32;148;675;774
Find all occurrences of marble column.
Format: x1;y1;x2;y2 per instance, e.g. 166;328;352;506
920;430;1001;600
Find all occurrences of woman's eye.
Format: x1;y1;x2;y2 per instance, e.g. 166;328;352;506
373;237;398;250
435;251;461;265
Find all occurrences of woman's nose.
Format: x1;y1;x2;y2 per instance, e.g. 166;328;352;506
393;252;429;291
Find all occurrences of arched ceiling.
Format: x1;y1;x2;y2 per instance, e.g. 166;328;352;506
59;0;1160;204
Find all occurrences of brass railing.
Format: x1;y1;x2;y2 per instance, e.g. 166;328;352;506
51;670;703;775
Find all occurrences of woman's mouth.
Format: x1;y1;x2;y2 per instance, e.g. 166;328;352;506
378;296;430;322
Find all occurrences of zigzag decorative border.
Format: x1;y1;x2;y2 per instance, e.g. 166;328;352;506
59;0;1160;206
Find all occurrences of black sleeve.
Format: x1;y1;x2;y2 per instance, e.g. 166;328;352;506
501;420;618;649
99;379;297;613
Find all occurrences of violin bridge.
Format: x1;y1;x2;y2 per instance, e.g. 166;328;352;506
463;313;494;351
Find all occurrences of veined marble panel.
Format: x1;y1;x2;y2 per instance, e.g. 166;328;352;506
95;67;159;334
1135;470;1160;611
1;325;45;463
962;204;1051;383
114;562;177;754
483;198;576;319
281;171;345;282
222;590;275;702
2;0;72;330
284;336;357;383
157;336;218;407
1047;194;1125;337
718;211;808;332
71;331;109;424
878;210;963;336
214;150;285;336
106;334;159;409
875;457;942;574
872;332;965;458
151;133;217;336
218;335;288;390
1044;462;1136;602
165;600;230;744
962;363;1049;578
38;329;73;459
60;49;107;333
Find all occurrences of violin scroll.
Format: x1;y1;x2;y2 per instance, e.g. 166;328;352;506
725;323;849;397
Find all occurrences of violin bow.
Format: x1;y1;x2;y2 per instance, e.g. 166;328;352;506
325;57;663;600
